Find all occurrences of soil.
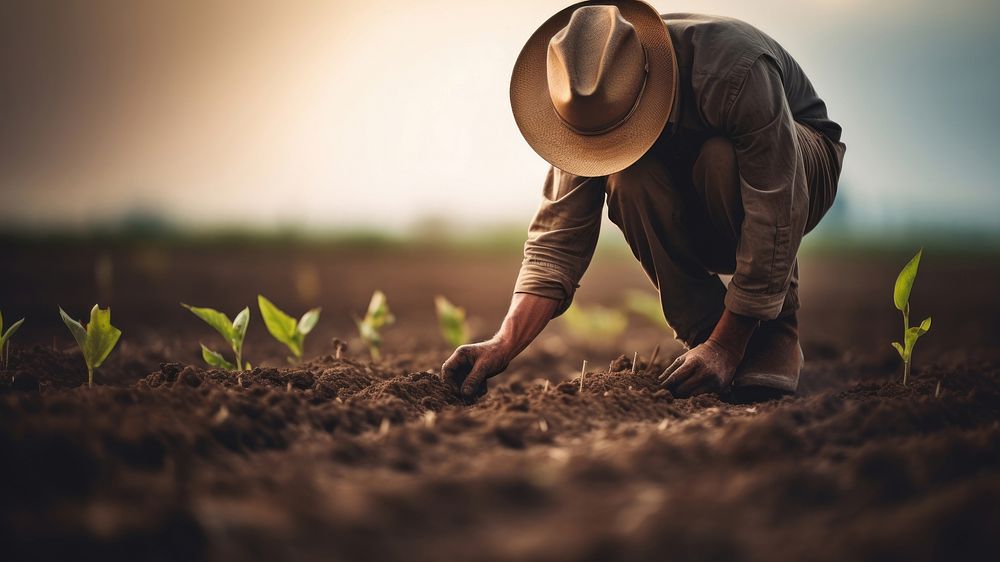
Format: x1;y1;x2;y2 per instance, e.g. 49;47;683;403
1;243;998;561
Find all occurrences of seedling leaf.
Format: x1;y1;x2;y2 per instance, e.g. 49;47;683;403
232;307;250;346
1;313;26;369
893;248;922;312
201;344;236;370
182;303;249;370
624;290;668;328
435;296;469;348
891;341;905;358
3;317;24;342
84;304;122;370
59;307;88;350
366;291;394;328
59;305;121;386
358;291;394;361
297;308;321;336
182;304;235;342
259;295;297;338
561;303;628;344
258;295;320;359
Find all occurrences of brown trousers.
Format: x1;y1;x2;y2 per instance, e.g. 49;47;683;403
605;123;842;346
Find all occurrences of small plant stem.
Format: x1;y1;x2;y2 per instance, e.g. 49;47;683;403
87;366;94;388
901;305;910;385
235;348;243;372
632;352;638;374
580;360;587;392
648;344;660;372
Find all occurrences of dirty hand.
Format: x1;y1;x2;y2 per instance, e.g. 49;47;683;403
658;340;742;397
441;338;513;397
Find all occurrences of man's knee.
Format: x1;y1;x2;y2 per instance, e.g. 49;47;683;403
693;137;739;199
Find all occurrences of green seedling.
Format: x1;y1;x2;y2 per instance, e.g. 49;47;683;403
356;290;394;361
258;295;321;362
624;290;668;328
891;248;932;385
1;310;25;370
560;303;628;344
58;305;121;387
434;295;469;348
182;303;250;370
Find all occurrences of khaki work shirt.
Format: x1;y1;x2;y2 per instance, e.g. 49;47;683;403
513;13;846;320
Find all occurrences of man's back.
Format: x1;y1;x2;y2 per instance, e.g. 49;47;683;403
664;13;843;144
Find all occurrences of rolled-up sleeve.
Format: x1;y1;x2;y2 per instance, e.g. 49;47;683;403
721;56;809;320
513;167;606;316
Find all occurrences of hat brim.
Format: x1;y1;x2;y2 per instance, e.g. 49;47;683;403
510;0;676;177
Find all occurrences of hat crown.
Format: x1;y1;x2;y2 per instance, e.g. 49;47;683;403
546;5;647;134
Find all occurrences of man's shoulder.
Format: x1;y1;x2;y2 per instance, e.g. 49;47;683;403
661;13;747;27
661;13;763;34
663;13;780;81
663;12;776;62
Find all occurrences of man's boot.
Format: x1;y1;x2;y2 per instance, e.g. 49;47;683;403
732;313;803;394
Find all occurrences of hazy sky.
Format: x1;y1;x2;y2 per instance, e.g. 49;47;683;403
2;0;998;232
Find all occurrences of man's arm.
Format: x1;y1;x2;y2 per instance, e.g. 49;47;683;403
722;56;809;320
663;56;807;396
441;167;605;397
441;293;559;397
514;167;607;315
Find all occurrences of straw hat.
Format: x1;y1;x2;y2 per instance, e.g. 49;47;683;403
510;1;677;177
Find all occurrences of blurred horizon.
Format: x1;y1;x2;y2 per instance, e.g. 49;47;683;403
2;0;998;238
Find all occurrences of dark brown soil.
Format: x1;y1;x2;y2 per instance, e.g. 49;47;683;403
1;244;999;561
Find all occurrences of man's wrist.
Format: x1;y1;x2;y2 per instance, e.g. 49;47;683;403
488;335;518;363
708;309;759;360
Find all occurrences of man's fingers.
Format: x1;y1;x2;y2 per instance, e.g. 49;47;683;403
441;347;473;385
657;357;685;382
461;363;492;397
674;372;710;397
663;361;697;391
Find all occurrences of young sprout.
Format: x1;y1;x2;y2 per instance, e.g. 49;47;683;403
1;310;26;370
257;295;321;362
356;290;394;361
891;248;932;385
182;303;250;371
560;303;628;344
58;305;121;387
624;290;668;328
434;295;469;348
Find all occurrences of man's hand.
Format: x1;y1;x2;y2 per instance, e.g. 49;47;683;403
658;309;760;397
440;293;560;398
658;340;741;397
441;339;513;397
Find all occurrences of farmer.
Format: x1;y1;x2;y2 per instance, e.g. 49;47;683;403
442;1;845;398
